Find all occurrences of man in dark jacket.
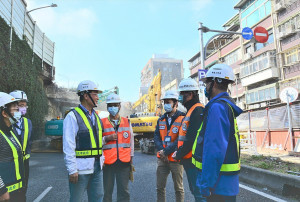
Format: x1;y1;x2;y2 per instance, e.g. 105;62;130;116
154;90;185;202
173;78;206;202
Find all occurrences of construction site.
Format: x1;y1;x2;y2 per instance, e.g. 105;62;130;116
0;0;300;201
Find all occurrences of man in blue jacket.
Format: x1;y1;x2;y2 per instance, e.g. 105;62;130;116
192;64;243;202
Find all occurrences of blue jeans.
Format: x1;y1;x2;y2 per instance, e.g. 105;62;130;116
182;160;206;202
69;161;104;202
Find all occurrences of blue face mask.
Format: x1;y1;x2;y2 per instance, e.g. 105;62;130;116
204;88;210;99
178;95;183;104
164;104;173;113
108;107;119;116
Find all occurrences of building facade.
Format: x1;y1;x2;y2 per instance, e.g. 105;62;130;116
140;54;183;97
188;0;300;110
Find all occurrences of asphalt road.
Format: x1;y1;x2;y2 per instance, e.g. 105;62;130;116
27;151;292;202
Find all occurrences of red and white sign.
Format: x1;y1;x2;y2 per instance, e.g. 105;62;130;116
254;26;269;43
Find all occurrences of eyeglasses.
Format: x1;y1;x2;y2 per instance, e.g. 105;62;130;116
18;105;28;108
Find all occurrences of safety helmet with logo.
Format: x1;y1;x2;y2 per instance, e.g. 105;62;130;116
77;80;102;96
0;92;18;109
106;93;121;104
178;78;199;92
161;90;179;100
9;90;28;102
202;63;235;83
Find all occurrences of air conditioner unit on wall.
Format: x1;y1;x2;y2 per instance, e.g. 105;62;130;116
274;1;286;12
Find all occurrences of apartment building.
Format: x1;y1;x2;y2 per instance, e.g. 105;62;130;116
188;0;298;110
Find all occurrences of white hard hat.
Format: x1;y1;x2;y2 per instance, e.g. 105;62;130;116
9;90;28;102
162;90;179;100
178;78;199;92
204;63;235;82
0;92;18;108
77;80;102;95
106;93;121;104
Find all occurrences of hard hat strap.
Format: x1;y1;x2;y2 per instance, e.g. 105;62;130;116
87;91;97;108
4;107;17;123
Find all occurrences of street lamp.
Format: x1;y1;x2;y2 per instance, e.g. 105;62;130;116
27;3;58;14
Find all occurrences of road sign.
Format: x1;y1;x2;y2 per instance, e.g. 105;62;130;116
198;69;207;89
280;87;298;103
254;26;269;43
242;27;253;40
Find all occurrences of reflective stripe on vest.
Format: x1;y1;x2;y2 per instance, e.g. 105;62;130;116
74;107;103;158
157;115;184;162
102;117;131;164
178;103;203;159
0;130;23;192
7;181;23;193
22;118;30;160
192;103;240;173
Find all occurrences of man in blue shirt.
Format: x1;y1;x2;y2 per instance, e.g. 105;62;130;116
192;64;243;202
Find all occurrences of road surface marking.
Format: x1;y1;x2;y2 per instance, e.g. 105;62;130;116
240;184;286;202
33;186;53;202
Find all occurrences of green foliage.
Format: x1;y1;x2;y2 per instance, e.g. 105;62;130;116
0;17;48;139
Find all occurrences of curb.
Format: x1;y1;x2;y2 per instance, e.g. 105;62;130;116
240;165;300;198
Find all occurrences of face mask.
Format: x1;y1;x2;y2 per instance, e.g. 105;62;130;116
19;107;27;115
178;95;184;104
204;88;210;99
8;111;21;125
164;104;173;113
108;107;119;116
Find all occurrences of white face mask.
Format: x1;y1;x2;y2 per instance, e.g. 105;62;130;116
9;111;22;125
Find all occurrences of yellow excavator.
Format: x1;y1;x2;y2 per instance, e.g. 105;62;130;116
130;70;162;154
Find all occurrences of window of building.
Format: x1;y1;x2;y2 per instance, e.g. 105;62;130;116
224;49;241;65
245;45;252;54
241;0;271;28
285;47;300;65
246;85;277;104
240;51;275;77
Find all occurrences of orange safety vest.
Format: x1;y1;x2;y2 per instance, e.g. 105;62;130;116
157;115;184;162
101;117;131;165
178;103;204;159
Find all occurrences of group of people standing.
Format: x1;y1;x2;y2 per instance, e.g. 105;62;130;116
63;80;134;202
0;90;32;201
0;63;242;202
154;63;242;202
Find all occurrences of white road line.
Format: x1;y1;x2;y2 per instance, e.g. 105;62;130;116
239;184;286;202
33;186;53;202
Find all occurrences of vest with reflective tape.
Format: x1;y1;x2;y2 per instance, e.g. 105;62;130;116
157;115;184;162
102;117;131;165
178;103;203;159
192;101;240;175
21;117;30;160
0;130;23;192
72;107;103;158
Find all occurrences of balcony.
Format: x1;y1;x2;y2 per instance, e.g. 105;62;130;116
240;51;279;87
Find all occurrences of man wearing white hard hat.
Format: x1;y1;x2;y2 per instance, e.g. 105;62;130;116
9;90;32;197
154;90;185;202
0;92;25;201
172;78;205;202
192;64;243;201
101;93;134;202
63;80;104;202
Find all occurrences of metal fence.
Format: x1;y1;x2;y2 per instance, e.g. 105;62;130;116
0;0;54;66
237;103;300;131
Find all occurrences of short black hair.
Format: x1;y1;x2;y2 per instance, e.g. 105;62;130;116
215;79;231;91
79;95;84;102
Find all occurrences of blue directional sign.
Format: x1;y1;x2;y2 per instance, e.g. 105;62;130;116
242;27;253;40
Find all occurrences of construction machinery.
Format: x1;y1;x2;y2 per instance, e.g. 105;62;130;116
130;70;162;154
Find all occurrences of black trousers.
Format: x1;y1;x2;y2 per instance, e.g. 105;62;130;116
24;159;30;193
207;194;236;202
10;188;26;202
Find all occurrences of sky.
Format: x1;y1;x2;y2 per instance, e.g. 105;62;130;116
26;0;240;102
